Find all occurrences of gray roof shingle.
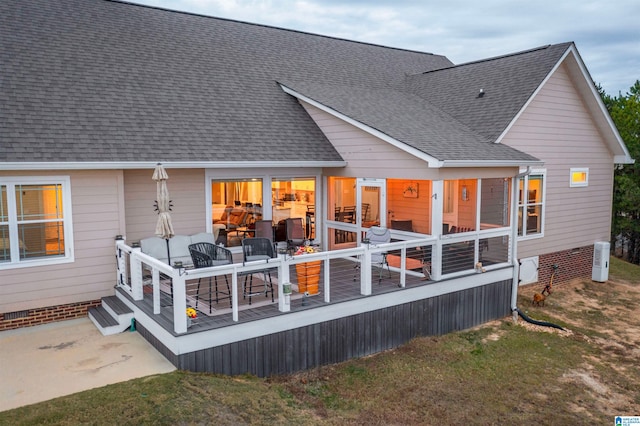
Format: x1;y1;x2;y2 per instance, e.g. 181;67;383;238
280;81;539;162
0;0;451;164
406;43;574;142
1;0;567;166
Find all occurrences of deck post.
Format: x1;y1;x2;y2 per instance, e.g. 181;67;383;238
399;246;407;288
152;268;160;314
115;238;129;291
277;253;291;312
361;244;372;295
130;248;144;301
323;258;330;303
172;270;188;333
231;268;239;321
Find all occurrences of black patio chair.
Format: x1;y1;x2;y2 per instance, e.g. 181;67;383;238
285;217;306;253
188;242;233;313
241;237;275;305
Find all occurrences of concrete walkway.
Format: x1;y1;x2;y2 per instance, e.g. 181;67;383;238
0;318;176;412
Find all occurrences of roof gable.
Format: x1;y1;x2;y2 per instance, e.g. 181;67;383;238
405;43;573;142
281;82;540;166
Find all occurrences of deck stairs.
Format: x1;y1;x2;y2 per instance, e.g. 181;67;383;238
88;295;135;336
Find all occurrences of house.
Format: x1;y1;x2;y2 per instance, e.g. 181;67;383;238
0;0;632;375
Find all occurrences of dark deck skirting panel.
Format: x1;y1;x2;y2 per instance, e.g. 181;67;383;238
142;280;512;377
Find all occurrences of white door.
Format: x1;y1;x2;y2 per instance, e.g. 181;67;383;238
356;178;386;244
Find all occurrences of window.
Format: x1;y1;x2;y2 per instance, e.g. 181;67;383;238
272;177;315;225
1;177;73;267
480;178;511;229
517;172;545;238
570;168;589;187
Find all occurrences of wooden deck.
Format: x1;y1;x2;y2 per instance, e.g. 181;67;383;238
119;258;429;336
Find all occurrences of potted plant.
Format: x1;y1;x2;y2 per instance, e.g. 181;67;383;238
294;244;321;295
186;307;197;328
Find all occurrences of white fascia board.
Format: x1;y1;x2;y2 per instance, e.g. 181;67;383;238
614;155;635;165
0;160;347;171
441;159;544;168
280;84;444;168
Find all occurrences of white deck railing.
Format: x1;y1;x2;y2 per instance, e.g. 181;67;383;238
115;231;511;334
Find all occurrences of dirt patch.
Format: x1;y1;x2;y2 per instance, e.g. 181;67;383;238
518;277;640;415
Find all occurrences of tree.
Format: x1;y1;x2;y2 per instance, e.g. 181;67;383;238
601;81;640;263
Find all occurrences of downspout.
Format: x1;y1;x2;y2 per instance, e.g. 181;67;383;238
510;167;532;319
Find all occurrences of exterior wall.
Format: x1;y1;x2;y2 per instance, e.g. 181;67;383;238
0;299;101;331
301;102;440;180
124;168;207;243
137;279;512;376
537;244;594;288
303;102;518;182
503;63;614;264
0;170;126;316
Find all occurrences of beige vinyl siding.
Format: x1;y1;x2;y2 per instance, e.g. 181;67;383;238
503;63;614;258
301;102;441;180
0;170;126;313
303;101;517;182
124;168;207;243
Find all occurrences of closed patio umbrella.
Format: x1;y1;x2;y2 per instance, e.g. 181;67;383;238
152;163;175;264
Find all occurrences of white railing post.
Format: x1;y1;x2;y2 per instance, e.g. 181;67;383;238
323;258;330;303
432;239;442;280
130;248;144;301
361;244;372;296
232;267;239;321
115;237;129;291
152;268;160;314
399;246;407;288
278;253;291;313
172;269;188;334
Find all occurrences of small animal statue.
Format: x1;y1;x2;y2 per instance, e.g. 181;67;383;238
475;262;486;273
532;292;546;306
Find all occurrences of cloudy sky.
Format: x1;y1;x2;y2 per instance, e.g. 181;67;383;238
132;0;638;96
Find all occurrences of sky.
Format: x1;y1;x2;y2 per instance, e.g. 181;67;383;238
131;0;639;96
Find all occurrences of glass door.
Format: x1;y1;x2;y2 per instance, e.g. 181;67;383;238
356;178;386;244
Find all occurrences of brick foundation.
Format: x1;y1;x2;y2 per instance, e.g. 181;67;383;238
0;299;101;331
537;244;594;288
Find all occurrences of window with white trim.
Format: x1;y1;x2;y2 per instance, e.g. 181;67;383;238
517;172;545;238
0;177;73;267
570;168;589;187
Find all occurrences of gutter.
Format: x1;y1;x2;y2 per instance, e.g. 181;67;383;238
510;166;532;314
0;160;348;171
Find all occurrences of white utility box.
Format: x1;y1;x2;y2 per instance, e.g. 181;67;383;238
592;241;610;282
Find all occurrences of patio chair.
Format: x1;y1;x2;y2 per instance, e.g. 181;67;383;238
285;217;306;253
241;237;275;305
354;226;391;284
188;242;233;313
253;220;274;242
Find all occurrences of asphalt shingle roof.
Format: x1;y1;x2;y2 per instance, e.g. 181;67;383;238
280;81;539;162
0;0;451;164
1;0;569;166
406;43;574;142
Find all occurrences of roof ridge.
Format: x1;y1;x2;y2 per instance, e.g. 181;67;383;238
419;42;573;75
110;0;441;57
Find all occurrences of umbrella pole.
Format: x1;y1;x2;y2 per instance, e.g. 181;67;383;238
166;238;171;265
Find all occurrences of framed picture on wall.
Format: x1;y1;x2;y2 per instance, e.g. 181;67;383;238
402;182;419;198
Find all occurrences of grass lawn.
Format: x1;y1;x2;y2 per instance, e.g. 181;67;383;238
2;257;639;425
